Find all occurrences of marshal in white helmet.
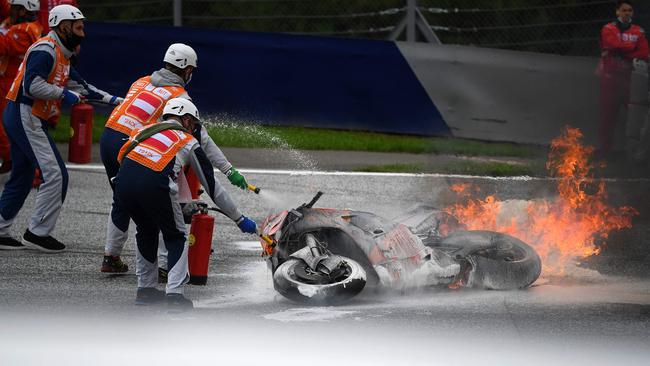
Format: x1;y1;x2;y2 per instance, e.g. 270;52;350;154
163;43;197;85
164;43;198;69
162;97;200;123
48;4;84;28
8;0;40;12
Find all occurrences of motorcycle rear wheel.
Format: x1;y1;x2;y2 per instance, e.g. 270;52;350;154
273;257;367;304
441;230;541;289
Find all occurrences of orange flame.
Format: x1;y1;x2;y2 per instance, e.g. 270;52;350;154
445;127;638;276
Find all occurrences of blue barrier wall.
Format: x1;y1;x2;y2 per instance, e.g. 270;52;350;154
76;22;449;136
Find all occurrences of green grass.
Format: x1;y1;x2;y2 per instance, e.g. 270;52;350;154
437;161;534;176
356;161;535;176
50;114;538;159
50;114;108;144
356;163;426;173
205;123;537;157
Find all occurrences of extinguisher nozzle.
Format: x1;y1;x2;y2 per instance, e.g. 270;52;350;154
260;234;273;245
247;184;261;194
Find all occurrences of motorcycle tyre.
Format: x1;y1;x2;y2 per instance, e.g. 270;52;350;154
273;258;366;305
441;230;541;290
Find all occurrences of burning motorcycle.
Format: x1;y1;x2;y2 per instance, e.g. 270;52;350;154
259;192;542;304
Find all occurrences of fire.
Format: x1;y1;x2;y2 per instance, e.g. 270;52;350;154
445;126;638;276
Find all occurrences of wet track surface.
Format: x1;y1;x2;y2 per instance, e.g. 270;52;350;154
1;168;649;365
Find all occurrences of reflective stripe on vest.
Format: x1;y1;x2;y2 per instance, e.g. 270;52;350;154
6;35;69;121
118;125;194;172
105;75;186;135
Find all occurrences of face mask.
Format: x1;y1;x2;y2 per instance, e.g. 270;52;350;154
185;72;193;85
63;27;84;50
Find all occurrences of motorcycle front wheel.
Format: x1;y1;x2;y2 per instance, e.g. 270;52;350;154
273;257;367;304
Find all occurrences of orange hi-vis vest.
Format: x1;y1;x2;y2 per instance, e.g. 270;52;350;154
0;19;43;78
105;76;186;135
118;124;195;172
6;35;69;121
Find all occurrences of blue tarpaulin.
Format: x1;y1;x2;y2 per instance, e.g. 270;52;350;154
75;22;449;136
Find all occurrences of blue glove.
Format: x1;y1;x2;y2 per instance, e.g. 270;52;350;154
236;215;257;234
61;89;81;107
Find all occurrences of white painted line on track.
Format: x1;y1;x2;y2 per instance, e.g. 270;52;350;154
66;163;106;172
65;163;650;182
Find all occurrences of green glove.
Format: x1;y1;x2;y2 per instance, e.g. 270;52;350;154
227;167;247;190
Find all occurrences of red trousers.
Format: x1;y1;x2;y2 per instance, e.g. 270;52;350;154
599;70;631;153
0;79;11;164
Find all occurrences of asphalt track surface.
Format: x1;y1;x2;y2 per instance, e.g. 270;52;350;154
1;166;649;365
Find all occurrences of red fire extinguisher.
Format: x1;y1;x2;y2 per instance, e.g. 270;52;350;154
68;103;93;164
188;205;215;285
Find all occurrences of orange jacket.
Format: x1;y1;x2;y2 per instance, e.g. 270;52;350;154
105;76;186;135
0;18;43;80
118;125;194;172
7;35;70;120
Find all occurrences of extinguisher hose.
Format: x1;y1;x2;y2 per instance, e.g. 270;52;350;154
206;206;266;240
84;99;115;106
206;207;227;216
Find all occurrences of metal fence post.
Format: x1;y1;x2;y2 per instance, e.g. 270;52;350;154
173;0;182;27
406;0;416;42
389;0;440;44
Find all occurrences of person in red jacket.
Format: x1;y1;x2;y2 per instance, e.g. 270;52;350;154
0;1;43;174
599;0;649;154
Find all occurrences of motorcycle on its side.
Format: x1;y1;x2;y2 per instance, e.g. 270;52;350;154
259;192;542;304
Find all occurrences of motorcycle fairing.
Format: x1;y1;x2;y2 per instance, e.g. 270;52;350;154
273;207;458;287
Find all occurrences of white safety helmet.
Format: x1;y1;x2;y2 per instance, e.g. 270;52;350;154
8;0;40;12
163;98;200;121
163;43;198;69
48;4;85;28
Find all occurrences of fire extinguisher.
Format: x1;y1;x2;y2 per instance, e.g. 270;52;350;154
68;103;93;164
188;204;214;285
